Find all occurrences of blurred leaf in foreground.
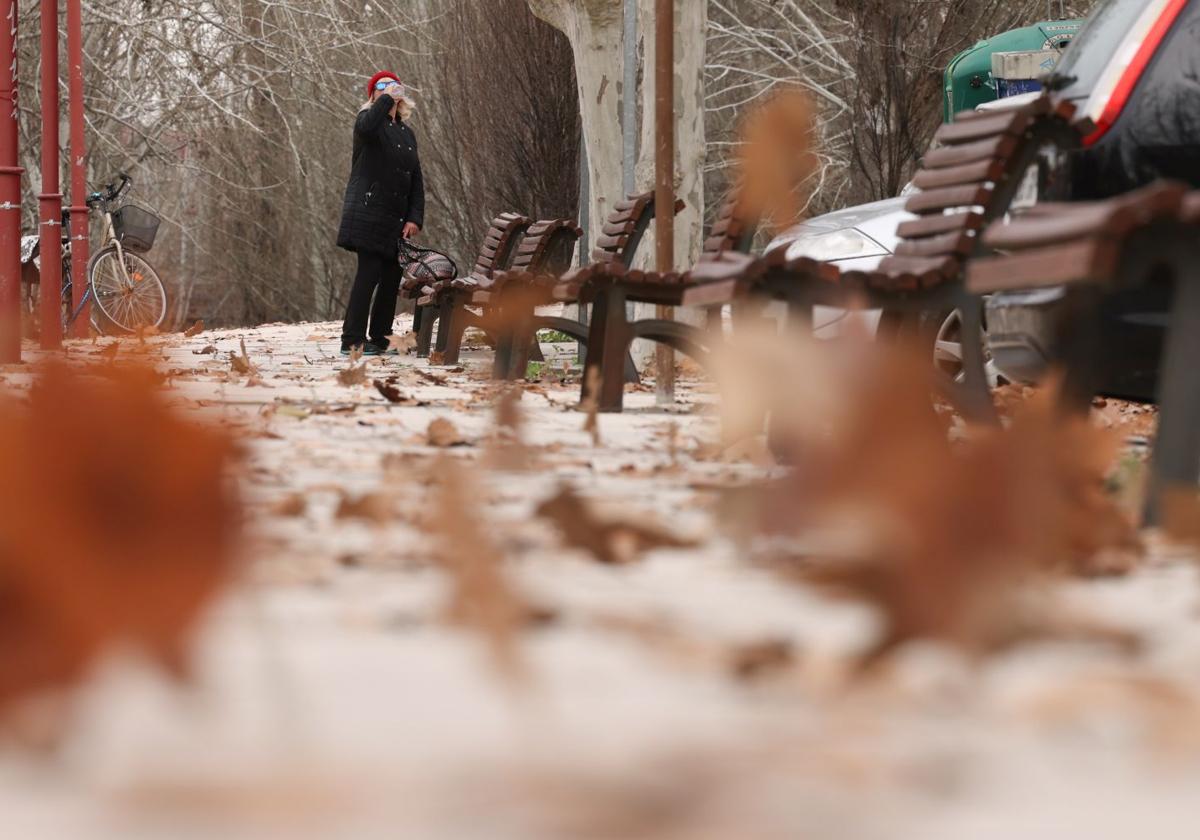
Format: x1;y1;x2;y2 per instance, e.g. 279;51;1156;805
0;361;240;721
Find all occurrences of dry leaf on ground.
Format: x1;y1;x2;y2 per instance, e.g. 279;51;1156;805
581;367;600;446
337;348;368;387
486;386;533;470
388;333;418;353
334;491;393;525
428;458;541;679
427;417;466;447
230;339;255;375
183;320;204;337
724;333;1141;664
727;638;796;682
414;368;448;386
270;493;307;517
373;377;408;403
0;361;240;719
536;485;696;565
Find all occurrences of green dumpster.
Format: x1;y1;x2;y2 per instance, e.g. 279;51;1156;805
943;20;1082;122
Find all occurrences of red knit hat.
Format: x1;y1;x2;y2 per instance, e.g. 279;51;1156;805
366;71;401;96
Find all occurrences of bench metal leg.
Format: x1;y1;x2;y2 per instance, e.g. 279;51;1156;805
531;315;638;384
415;304;436;358
1147;277;1200;523
952;296;997;424
631;319;714;370
1055;287;1105;417
434;295;454;356
491;304;517;380
582;287;630;412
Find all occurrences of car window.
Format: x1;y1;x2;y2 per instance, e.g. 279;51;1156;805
1049;0;1153;100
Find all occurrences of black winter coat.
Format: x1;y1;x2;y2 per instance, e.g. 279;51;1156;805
336;93;425;256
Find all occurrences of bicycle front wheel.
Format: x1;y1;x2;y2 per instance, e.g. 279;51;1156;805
87;246;168;334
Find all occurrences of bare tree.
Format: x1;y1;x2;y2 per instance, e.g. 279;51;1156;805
708;0;1101;214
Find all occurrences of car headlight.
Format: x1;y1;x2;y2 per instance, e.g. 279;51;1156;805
784;228;887;262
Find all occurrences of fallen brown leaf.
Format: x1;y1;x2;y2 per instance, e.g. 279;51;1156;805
727;638;796;682
373;377;408;403
337;348;368;387
429;457;536;679
581;366;600;446
183;319;204;337
736;86;818;233
427;417;466;447
0;361;240;719
230;339;255;375
334;491;392;525
388;332;418;353
270;493;307;517
723;331;1142;664
414;368;448;386
535;485;696;565
486;385;533;470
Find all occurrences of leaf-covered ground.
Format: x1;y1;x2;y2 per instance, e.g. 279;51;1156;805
2;316;1199;839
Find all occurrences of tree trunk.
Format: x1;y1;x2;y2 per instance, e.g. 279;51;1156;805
526;0;625;254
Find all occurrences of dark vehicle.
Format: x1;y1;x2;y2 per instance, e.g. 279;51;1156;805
985;0;1200;400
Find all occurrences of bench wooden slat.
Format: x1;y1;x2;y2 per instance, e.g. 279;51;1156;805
968;238;1117;293
896;211;983;240
602;219;638;237
984;182;1188;249
613;193;654;212
921;135;1018;170
910;158;1006;191
876;255;957;283
595;233;629;250
905;184;992;215
933;110;1030;146
893;230;975;259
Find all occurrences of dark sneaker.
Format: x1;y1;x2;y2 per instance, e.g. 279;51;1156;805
369;337;398;355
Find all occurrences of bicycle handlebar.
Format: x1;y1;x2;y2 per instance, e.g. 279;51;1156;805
86;173;132;208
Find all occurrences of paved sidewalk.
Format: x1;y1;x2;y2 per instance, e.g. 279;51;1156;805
2;318;1198;840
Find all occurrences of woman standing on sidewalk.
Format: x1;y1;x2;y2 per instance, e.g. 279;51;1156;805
336;71;425;354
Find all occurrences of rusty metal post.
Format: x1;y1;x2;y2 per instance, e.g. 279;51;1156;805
38;0;62;350
653;0;675;404
0;0;22;362
66;0;88;336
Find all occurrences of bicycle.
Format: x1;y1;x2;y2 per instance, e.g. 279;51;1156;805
23;172;168;335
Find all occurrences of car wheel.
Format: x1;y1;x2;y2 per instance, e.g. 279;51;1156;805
930;308;1005;387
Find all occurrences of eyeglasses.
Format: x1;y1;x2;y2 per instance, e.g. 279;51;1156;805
374;79;398;91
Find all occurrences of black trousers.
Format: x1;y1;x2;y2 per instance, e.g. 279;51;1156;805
341;249;401;347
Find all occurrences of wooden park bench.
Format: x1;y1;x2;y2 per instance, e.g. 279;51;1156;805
678;93;1088;420
561;197;758;411
403;211;531;358
967;181;1200;519
423;217;584;368
486;190;684;382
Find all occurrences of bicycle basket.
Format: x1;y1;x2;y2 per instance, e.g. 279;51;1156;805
111;204;160;252
399;240;457;292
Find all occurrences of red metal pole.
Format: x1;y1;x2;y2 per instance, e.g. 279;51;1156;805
38;0;63;350
0;0;23;362
66;0;87;337
654;0;675;404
